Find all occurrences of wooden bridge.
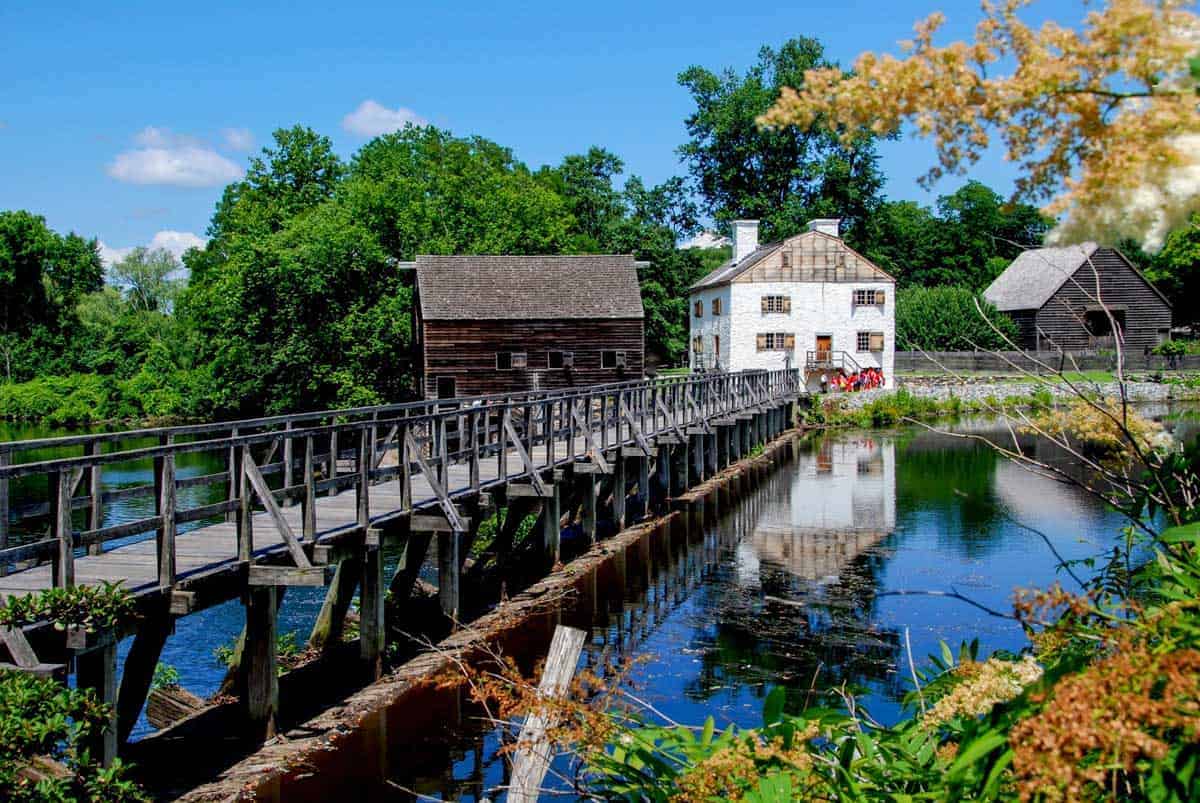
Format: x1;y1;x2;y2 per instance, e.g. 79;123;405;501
0;369;801;768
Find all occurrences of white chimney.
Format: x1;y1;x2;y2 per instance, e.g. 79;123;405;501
807;218;842;238
732;220;759;264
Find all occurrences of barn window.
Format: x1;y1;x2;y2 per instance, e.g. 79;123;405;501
694;300;703;317
548;350;572;369
603;350;628;368
1085;309;1125;338
761;295;790;313
496;351;527;370
857;331;871;352
712;298;722;315
781;251;791;268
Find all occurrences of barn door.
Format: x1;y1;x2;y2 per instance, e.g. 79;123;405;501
815;335;832;363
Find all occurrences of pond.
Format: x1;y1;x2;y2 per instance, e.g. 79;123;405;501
260;406;1197;801
3;405;1196;787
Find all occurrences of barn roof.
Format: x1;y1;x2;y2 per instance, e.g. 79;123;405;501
983;243;1100;311
414;254;644;320
689;230;893;291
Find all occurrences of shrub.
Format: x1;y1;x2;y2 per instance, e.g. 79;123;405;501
896;286;1019;351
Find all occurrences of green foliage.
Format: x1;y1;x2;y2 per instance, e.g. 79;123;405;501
1154;339;1189;357
858;181;1050;290
0;670;148;801
677;37;885;242
896;286;1020;351
0;582;136;632
1146;212;1200;329
150;663;180;690
109;247;184;313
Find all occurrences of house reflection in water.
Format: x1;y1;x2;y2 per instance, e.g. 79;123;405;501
740;435;897;584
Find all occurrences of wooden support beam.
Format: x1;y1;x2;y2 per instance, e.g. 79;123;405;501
411;513;472;532
0;446;8;576
543;481;561;565
158;452;176;588
612;455;626;531
86;441;102;556
404;428;467;531
308;559;360;652
50;469;75;588
637;454;650;520
670;441;689;498
241;586;279;741
1;625;39;669
689;433;704;486
77;639;118;766
507;625;587;803
502;411;549;497
169;590;196;615
437;529;462;624
117;605;171;744
508;482;555;499
248;564;326;586
581;472;597;544
705;432;718;477
361;530;385;677
654;444;671;514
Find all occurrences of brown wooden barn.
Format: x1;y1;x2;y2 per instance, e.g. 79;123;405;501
983;243;1172;353
411;254;645;398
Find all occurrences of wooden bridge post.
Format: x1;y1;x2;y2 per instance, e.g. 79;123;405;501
76;636;118;767
612;455;626;531
282;421;294;506
654;444;671;512
438;528;461;623
241;585;279;741
670;441;689;498
303;435;316;540
158;450;176;588
50;470;74;588
689;433;703;486
543;479;561;565
705;432;718;477
361;529;385;677
237;446;253;562
637;454;650;521
0;445;9;576
357;426;371;528
86;441;103;555
582;471;597;543
742;417;753;455
226;426;239;523
716;425;730;470
309;559;359;652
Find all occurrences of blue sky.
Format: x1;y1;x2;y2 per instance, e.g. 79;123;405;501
0;0;1088;261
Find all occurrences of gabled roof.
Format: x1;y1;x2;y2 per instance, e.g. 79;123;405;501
982;243;1099;312
414;254;644;320
689;230;893;291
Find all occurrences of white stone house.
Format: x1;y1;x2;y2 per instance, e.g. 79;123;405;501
687;218;895;391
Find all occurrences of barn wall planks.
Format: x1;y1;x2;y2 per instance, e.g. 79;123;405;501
1023;249;1172;353
417;317;645;398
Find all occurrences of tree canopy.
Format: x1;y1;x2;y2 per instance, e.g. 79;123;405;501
678;36;886;242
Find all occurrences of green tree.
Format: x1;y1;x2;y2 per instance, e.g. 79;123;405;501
895;286;1019;351
678;37;885;242
110;247;183;313
1147;214;1200;330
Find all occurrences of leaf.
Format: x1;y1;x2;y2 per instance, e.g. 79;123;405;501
763;686;786;727
1162;522;1200;544
948;731;1008;781
700;716;714;746
939;640;954;667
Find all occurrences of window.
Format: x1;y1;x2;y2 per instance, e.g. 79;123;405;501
756;332;795;351
496;351;527;370
781;251;791;268
1085;309;1125;337
713;334;720;358
691;336;702;354
712;298;722;315
761;295;790;313
602;350;628;368
435;377;456;399
547;350;573;369
694;299;704;318
856;332;884;352
854;288;886;306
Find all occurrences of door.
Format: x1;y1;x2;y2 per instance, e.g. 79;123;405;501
815;335;832;364
436;376;456;399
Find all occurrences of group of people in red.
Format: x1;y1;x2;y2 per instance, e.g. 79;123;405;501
821;367;885;392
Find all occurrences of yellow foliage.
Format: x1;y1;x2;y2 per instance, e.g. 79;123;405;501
1026;398;1168;458
760;0;1200;252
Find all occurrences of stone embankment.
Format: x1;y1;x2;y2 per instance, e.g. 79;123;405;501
831;375;1199;409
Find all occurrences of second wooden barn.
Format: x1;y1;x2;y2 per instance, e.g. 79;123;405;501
411;254;645;398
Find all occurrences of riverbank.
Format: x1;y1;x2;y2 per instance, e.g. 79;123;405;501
807;377;1200;428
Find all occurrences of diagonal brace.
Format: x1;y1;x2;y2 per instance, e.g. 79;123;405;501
503;412;550;497
404;428;467;531
243;453;312;568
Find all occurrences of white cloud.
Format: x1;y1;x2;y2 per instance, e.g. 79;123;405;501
98;230;208;267
342;100;428;137
108;127;244;187
222;127;255;151
680;231;731;250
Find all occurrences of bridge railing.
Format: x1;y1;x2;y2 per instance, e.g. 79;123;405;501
0;369;802;591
